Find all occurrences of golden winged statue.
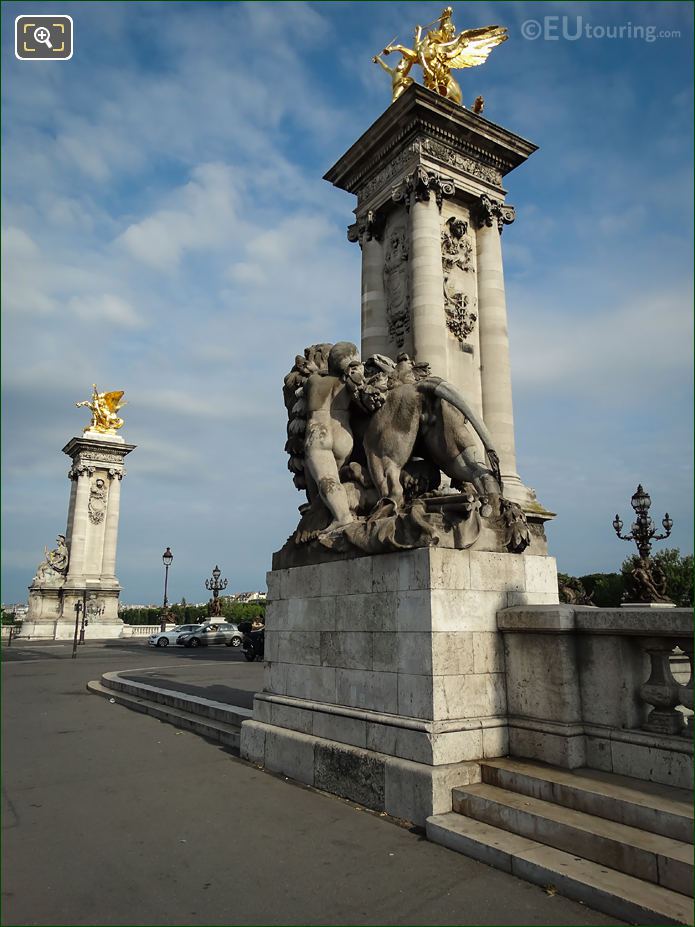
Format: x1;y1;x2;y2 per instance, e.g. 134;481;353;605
76;384;127;434
374;7;507;106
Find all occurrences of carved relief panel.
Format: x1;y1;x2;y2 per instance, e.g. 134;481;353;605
88;475;109;525
383;215;411;349
440;213;477;344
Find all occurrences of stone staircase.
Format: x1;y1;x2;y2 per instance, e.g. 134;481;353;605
88;670;252;751
426;758;694;925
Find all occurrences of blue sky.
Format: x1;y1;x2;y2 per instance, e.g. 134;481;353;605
2;1;692;604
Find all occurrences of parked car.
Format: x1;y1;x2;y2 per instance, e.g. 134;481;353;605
148;624;203;648
177;622;244;648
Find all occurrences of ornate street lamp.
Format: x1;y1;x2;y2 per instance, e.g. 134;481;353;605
205;565;228;618
612;485;673;603
161;547;173;632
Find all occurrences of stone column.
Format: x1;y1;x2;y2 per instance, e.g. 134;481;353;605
474;195;521;491
394;168;454;378
65;465;93;583
101;469;123;584
349;212;388;358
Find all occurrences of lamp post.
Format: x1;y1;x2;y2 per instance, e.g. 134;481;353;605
161;547;173;632
72;591;107;656
72;591;86;659
205;565;228;618
612;484;673;604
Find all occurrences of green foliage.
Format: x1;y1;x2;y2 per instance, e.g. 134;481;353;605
578;572;624;607
119;601;266;625
221;602;265;622
621;548;693;607
558;549;693;608
1;610;19;625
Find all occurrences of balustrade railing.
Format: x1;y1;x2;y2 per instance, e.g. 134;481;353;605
120;624;160;636
498;605;693;787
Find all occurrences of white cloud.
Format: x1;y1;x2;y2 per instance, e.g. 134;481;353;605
68;293;145;329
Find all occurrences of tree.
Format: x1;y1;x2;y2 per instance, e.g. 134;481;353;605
621;548;693;607
578;572;624;607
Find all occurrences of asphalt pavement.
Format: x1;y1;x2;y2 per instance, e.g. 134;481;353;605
2;639;623;926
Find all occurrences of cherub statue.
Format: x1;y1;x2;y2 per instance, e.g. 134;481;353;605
376;7;507;107
76;384;126;434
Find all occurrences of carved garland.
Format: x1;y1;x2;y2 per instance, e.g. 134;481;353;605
348;116;513;197
420;138;501;187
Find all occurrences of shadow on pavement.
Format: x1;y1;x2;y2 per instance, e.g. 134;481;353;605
118;674;255;709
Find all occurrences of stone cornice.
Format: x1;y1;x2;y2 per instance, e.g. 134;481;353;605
62;435;136;462
324;84;537;198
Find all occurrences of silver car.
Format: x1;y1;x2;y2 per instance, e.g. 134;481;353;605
148;624;203;648
177;622;243;648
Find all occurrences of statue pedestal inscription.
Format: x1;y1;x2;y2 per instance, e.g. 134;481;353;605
241;549;558;825
22;430;135;640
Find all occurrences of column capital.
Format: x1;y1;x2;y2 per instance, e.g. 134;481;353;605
68;463;95;481
473;194;516;233
108;468;125;481
392;167;455;212
347;209;386;247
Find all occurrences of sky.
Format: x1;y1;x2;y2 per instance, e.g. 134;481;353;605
2;1;693;605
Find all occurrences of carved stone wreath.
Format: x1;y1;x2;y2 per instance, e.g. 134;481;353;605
444;293;477;343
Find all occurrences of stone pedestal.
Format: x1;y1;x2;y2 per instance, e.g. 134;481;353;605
240;548;558;825
325;84;552;519
22;432;135;640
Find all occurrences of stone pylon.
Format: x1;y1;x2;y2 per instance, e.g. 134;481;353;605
324;84;553;522
22;432;135;639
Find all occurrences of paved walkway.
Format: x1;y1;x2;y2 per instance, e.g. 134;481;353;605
120;658;260;709
2;640;622;926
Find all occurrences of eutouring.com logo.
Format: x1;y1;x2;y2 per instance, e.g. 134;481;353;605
520;16;681;43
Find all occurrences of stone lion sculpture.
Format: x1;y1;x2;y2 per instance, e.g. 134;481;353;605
281;343;529;559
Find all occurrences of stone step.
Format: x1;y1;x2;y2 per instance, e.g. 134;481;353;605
98;670;253;727
87;679;241;750
481;758;694;843
452;783;693;896
426;813;693;926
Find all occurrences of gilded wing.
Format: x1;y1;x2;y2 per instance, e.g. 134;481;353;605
445;25;508;69
103;390;125;412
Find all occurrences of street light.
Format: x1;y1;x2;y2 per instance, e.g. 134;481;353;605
612;484;673;603
613;484;672;560
73;591;107;657
161;547;173;632
205;565;228;618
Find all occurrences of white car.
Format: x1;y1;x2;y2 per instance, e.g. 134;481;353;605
148;624;203;648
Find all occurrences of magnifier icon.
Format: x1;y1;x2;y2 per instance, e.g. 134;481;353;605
34;26;53;49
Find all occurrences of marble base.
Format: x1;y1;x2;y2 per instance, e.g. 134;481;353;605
240;547;559;823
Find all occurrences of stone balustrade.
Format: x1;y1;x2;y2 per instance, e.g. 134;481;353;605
497;605;693;789
120;624;160;637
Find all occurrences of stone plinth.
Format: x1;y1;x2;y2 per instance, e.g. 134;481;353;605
21;432;135;640
240;548;558;824
324;84;551;520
